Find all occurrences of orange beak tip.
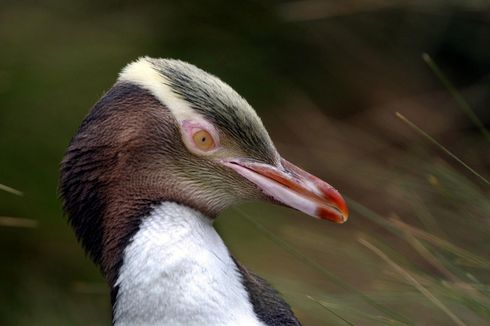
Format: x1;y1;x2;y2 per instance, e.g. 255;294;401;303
317;206;349;224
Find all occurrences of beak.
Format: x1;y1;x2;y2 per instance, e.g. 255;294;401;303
221;158;348;223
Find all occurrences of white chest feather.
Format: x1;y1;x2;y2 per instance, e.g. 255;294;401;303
113;202;265;326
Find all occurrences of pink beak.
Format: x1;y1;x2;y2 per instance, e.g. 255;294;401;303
221;158;348;223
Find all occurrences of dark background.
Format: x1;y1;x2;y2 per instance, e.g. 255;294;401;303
1;1;489;325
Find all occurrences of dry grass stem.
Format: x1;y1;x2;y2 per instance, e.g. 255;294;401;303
396;112;489;185
422;53;490;141
0;183;23;196
306;295;355;325
359;237;467;326
0;216;38;228
235;208;411;324
389;218;490;269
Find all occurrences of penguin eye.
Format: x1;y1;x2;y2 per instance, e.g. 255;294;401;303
192;129;215;151
181;119;220;155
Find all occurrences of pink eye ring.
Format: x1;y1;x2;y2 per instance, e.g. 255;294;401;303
181;120;220;154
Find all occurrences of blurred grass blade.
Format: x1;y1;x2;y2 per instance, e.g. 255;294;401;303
396;222;490;309
400;224;458;282
389;218;490;270
235;208;412;325
0;216;38;228
0;183;23;196
347;197;401;233
422;53;490;142
408;191;444;236
349;197;490;269
306;295;355;326
396;112;489;185
359;237;467;326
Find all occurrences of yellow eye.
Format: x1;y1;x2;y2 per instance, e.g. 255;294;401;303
192;130;215;151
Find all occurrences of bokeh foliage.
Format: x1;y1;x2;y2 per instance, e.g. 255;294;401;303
0;1;489;325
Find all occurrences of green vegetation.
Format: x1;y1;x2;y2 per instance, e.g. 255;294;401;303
1;1;488;325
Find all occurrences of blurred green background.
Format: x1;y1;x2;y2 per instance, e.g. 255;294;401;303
1;0;489;325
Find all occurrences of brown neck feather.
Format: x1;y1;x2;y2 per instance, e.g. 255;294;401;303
61;83;188;286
